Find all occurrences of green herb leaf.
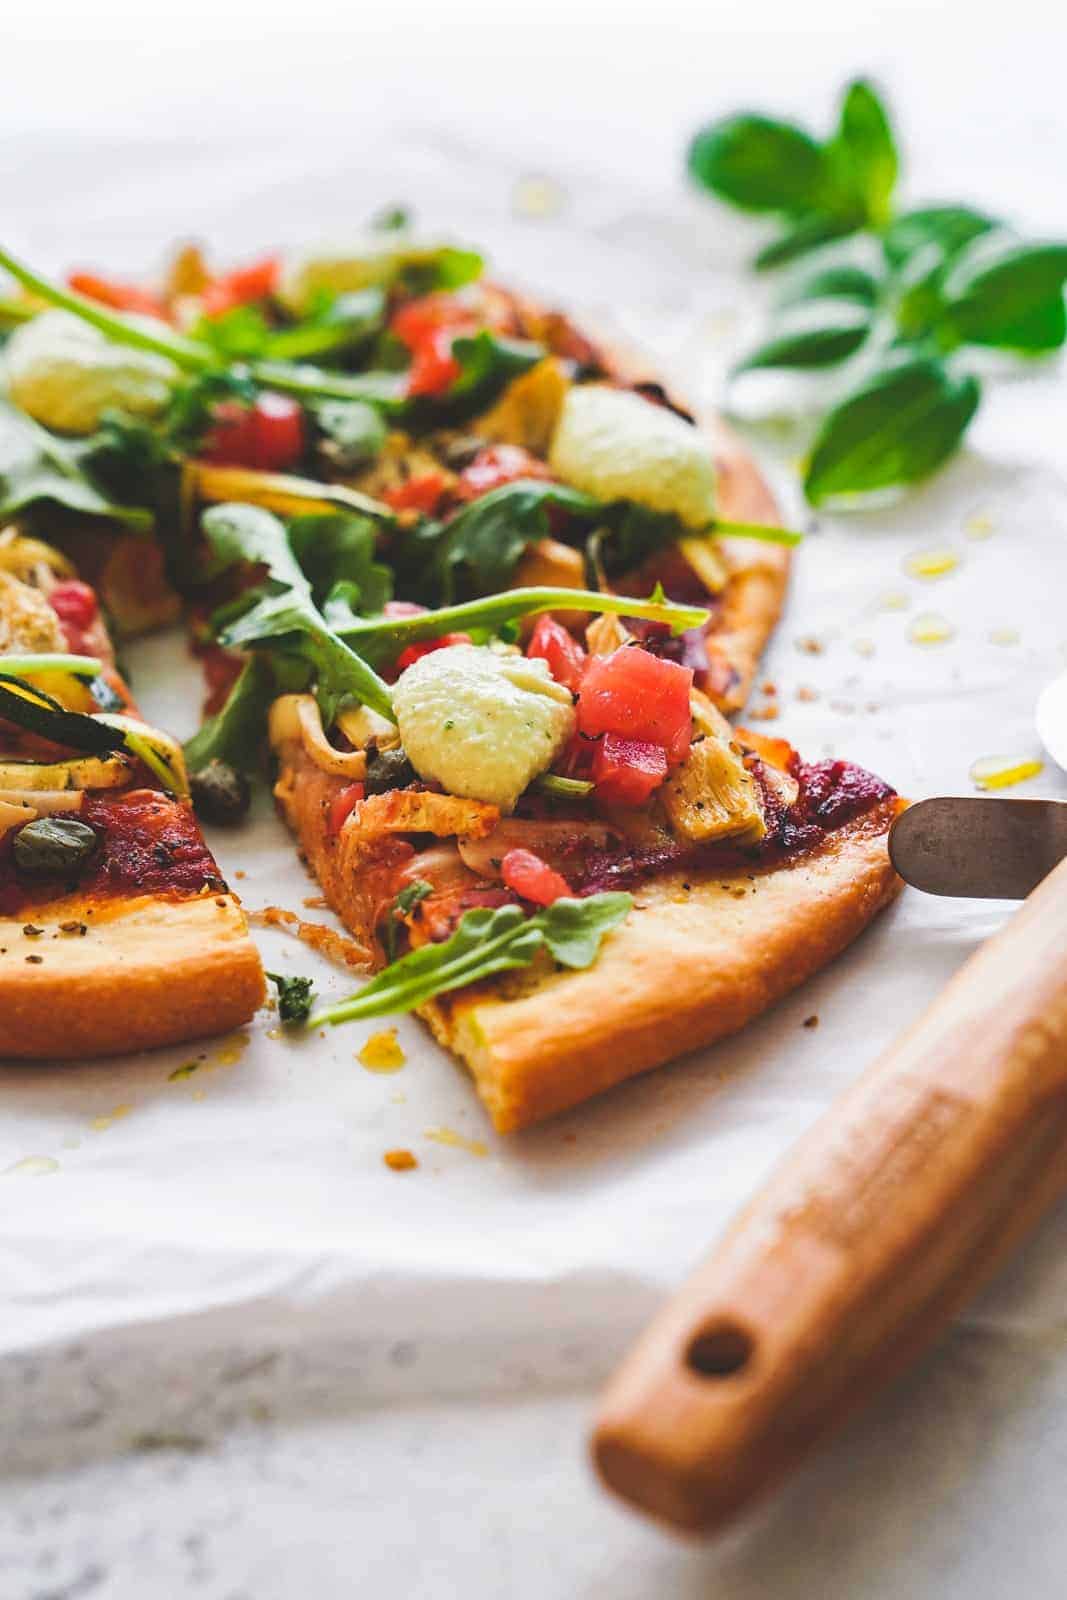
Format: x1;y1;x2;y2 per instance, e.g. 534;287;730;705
384;878;432;961
312;398;388;472
0;397;153;529
687;115;831;214
268;972;316;1025
882;206;998;269
754;215;860;271
310;892;632;1027
200;502;396;722
804;357;980;505
287;512;393;616
828;79;898;228
413;479;601;598
184;655;276;775
942;241;1067;350
734;320;869;374
777;264;881;308
536;774;594;798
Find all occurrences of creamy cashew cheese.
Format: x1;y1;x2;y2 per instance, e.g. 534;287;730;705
393;644;575;812
548;384;716;530
5;310;177;434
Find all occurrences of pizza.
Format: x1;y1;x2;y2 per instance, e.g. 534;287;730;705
0;223;899;1121
0;529;264;1057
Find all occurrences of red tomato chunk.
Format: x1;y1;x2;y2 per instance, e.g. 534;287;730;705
328;783;365;837
455;445;552;502
592;734;669;807
394;632;473;674
526;614;587;692
382;471;448;515
577;647;693;765
500;848;572;905
201;393;305;471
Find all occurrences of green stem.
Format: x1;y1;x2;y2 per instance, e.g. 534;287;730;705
711;519;804;546
0;245;214;372
0;653;103;677
250;361;407;411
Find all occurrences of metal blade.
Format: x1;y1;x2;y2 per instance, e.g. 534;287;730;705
889;797;1067;899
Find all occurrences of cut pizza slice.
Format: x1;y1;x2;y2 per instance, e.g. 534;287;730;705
0;530;264;1059
264;593;902;1133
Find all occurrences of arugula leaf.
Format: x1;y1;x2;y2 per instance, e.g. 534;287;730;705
882;206;998;269
777;264;881;309
0;397;153;529
268;972;316;1024
384;878;432;961
397;245;484;295
183;655;276;775
828;79;898;229
687;115;831;215
416;479;600;597
312;398;387;471
941;241;1067;351
804;358;980;505
200;502;396;722
310;893;632;1027
287;512;393;616
406;330;544;427
734;319;870;373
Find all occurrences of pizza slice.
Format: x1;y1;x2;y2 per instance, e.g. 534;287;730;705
0;529;264;1058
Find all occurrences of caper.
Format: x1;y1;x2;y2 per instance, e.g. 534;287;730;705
13;816;99;876
364;746;417;795
189;759;251;825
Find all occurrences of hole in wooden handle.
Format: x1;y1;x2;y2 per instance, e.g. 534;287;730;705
686;1320;755;1379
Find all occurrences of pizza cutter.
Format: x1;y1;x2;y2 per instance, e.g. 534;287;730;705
593;791;1067;1534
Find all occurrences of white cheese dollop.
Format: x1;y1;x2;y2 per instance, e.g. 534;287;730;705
393;644;575;812
548;384;716;530
5;311;177;434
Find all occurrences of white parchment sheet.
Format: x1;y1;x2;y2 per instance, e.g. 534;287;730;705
1;114;1066;1599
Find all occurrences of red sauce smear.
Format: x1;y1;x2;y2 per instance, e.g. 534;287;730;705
0;789;226;916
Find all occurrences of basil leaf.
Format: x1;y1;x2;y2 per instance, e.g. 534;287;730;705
753;215;859;271
882;206;998;269
537;893;632;969
267;972;316;1025
777;264;881;308
828;79;898;228
0;397;152;529
804;358;980;505
734;320;869;373
687;115;831;214
942;241;1067;350
310;892;633;1027
184;655;276;776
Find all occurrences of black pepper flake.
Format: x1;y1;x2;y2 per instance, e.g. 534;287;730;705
22;924;43;938
25;954;43;964
803;1014;819;1029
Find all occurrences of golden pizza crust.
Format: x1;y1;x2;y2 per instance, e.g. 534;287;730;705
419;805;902;1133
0;891;265;1059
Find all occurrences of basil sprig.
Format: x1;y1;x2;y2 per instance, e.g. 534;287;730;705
310;893;633;1027
689;79;1067;503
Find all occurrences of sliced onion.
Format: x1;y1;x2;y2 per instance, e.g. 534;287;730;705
0;788;86;813
458;818;617;880
268;693;368;778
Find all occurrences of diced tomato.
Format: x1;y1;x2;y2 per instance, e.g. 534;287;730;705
405;326;462;397
48;579;98;654
394;632;473;674
391;292;471;348
556;728;596;780
455;444;553;503
526;614;586;693
201;392;305;471
500;848;572;906
577;646;693;766
591;734;668;807
328;783;365;837
68;271;169;321
199;254;280;318
382;471;448;515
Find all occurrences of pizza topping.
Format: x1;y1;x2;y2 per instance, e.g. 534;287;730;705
591;735;669;808
268;695;369;781
201;393;306;472
328;782;366;837
500;848;573;906
661;735;767;844
577;646;694;783
188;758;251;825
276;237;483;315
0;672;125;757
310;891;632;1028
454;444;553;502
11;815;99;876
526;614;587;692
548;385;717;531
364;746;418;795
393;644;575;812
0;797;37;837
5;310;178;434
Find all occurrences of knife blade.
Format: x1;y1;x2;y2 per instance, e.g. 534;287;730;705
889;797;1067;899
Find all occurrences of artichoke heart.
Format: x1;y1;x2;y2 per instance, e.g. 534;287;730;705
662;733;766;845
474;357;570;456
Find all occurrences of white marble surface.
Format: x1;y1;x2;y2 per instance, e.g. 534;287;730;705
3;3;1067;1595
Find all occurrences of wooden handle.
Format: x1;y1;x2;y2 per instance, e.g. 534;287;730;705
593;855;1067;1534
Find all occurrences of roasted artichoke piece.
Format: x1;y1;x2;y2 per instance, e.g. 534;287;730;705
662;731;766;845
473;357;569;456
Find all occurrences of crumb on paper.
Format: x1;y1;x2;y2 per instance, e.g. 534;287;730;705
852;638;875;658
796;684;819;703
796;634;824;656
424;1126;489;1158
248;905;372;971
90;1104;133;1132
358;1028;406;1074
803;1014;819;1030
748;702;779;721
303;895;329;909
383;1148;418;1172
234;869;246;880
168;1061;200;1082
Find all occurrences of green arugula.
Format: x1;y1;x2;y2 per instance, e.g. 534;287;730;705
384;879;433;961
312;398;388;472
0;396;153;529
267;972;316;1024
183;655;277;776
310;893;632;1027
688;79;1067;502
